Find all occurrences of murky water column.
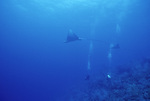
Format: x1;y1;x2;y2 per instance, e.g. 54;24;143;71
108;46;112;68
87;19;98;71
107;24;121;76
87;41;93;70
116;23;121;34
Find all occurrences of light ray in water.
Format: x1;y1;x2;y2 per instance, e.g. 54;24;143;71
87;18;98;71
108;48;112;68
87;41;93;70
116;24;121;34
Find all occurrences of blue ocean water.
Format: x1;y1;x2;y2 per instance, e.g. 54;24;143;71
0;0;150;101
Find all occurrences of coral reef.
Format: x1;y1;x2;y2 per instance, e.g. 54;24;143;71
66;58;150;101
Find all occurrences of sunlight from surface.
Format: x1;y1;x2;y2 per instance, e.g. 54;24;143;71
13;0;137;11
12;0;138;21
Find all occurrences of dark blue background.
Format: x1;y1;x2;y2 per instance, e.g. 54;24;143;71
0;0;150;101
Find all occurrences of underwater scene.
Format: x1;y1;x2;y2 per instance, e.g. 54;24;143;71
0;0;150;101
